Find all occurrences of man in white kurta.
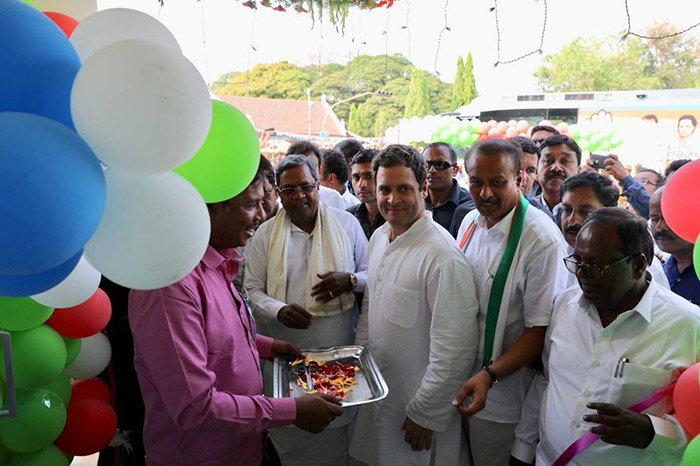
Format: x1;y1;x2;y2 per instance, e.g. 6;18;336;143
245;155;368;466
350;144;479;466
515;208;700;465
453;139;569;465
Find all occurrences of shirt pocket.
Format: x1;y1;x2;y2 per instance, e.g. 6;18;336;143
384;282;419;329
610;363;672;409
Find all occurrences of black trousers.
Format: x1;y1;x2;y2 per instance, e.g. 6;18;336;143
261;433;281;466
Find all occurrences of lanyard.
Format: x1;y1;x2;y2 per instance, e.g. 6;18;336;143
460;194;529;367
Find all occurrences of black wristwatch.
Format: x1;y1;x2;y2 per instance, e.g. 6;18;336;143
481;366;499;386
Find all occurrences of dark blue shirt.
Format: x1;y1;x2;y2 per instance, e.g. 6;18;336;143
619;175;650;219
426;179;474;238
663;256;700;307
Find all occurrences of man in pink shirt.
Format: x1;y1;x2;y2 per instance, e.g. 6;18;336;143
129;166;344;466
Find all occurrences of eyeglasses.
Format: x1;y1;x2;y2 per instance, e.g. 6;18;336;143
638;178;658;187
277;183;318;197
426;161;456;171
532;138;547;146
563;254;634;280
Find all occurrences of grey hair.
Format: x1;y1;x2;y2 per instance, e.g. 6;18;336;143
276;154;319;185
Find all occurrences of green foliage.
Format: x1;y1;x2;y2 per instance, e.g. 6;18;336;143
463;53;477;104
452;56;465;109
403;69;431;118
212;54;453;137
451;54;477;109
535;22;700;92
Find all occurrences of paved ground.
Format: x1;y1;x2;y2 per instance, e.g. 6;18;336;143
71;454;99;465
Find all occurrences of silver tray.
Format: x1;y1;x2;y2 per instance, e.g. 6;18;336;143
273;345;388;407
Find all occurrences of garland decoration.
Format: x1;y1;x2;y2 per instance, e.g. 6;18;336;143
236;0;395;28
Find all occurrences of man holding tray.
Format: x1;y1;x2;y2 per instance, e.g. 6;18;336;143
129;162;343;466
245;154;368;465
350;144;480;466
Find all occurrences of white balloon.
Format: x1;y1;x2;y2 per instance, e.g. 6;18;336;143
65;332;111;380
70;8;181;63
30;0;97;21
30;255;100;308
71;39;212;174
84;170;210;290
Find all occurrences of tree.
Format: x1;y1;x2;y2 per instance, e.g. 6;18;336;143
463;53;477;104
534;22;700;92
404;69;431;118
451;56;465;109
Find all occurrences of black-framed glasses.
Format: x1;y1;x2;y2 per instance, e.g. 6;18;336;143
563;254;634;280
426;160;456;171
638;178;658;187
277;183;318;197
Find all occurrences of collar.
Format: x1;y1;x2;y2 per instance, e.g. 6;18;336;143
427;179;462;208
201;245;242;280
573;280;656;324
475;202;517;235
382;212;430;242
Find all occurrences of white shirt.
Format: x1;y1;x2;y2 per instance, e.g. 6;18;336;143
528;282;700;465
341;187;361;209
350;215;479;466
456;203;569;424
319;185;346;210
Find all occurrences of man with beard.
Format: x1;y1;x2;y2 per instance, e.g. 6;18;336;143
346;149;386;240
533;135;582;215
650;188;700;306
422;142;474;237
245;155;368;465
522;208;700;465
558;172;669;290
452;139;568;466
129;169;343;466
350;144;479;466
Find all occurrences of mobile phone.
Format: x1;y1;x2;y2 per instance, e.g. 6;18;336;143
590;153;609;170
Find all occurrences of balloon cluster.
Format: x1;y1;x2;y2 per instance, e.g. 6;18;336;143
568;121;624;153
1;0;260;462
430;118;548;146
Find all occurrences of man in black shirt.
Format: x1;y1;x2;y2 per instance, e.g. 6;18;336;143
346;149;385;240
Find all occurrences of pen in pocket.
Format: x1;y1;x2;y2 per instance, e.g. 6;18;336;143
614;357;629;378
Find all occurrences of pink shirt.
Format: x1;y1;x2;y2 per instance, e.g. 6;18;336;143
129;246;296;466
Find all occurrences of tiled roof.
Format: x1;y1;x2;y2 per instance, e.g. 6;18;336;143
216;95;348;138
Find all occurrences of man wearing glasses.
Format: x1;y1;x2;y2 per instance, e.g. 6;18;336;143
516;208;699;465
245;155;368;465
422;142;474;238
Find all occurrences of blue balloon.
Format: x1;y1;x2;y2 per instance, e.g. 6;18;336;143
0;251;82;297
0;0;81;129
0;113;106;276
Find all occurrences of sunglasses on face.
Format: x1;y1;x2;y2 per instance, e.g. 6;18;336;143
426;161;456;171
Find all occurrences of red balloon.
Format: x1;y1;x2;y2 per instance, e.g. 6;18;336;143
487;119;498;128
55;400;117;457
507;119;518;128
478;122;490;135
487;127;502;137
673;362;700;437
46;288;112;339
505;127;519;138
71;378;111;405
43;12;79;38
516;120;529;132
660;160;700;242
496;121;509;134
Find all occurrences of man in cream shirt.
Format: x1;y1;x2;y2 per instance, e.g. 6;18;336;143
453;139;568;465
518;208;700;465
245;155;368;466
350;144;479;466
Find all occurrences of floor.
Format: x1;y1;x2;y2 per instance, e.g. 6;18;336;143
72;454;99;465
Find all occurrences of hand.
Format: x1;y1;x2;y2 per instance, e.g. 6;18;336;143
584;402;655;449
294;393;344;433
310;272;351;303
580;158;598;173
277;304;313;329
401;416;433;452
509;456;534;466
268;339;303;360
603;154;628;181
452;370;491;417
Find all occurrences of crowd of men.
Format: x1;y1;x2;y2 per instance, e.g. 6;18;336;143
125;127;699;466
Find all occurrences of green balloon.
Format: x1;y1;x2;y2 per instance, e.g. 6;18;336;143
0;326;66;389
439;130;450;142
589;133;602;145
62;336;81;367
470;118;481;130
579;126;593;139
0;444;9;465
458;131;470;144
683;434;700;465
0;298;53;332
9;445;70;466
600;141;611;151
578;138;590;151
0;388;66;453
42;372;71;406
174;100;260;203
693;235;700;281
610;133;624;148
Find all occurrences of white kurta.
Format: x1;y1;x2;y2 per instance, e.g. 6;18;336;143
351;215;479;466
319;185;347;210
341;188;361;209
518;282;700;465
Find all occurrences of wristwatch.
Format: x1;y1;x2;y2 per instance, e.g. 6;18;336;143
481;366;499;386
349;273;358;291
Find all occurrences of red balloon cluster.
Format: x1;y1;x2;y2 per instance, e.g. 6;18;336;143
673;362;700;438
476;119;571;142
71;378;111;405
46;287;112;338
55;399;117;456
